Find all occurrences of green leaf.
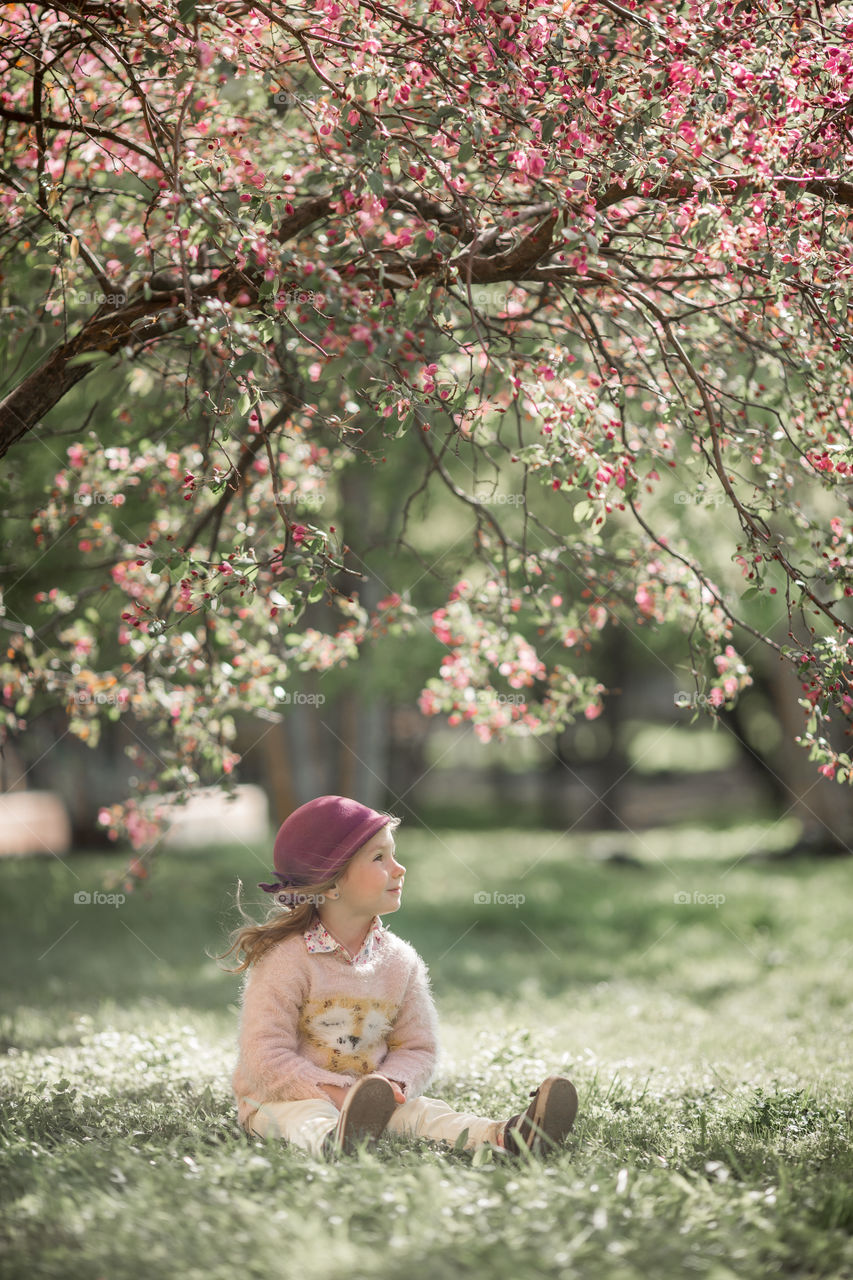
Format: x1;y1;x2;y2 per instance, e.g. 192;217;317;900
366;170;384;196
67;350;112;368
168;559;191;584
452;1127;470;1152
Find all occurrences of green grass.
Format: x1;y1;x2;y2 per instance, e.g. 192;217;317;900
1;820;852;1280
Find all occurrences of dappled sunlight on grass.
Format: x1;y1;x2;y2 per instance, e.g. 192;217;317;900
1;822;851;1278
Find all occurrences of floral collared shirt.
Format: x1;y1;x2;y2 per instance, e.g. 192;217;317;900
303;915;386;966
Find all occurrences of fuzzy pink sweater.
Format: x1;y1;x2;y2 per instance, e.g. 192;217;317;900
231;918;440;1133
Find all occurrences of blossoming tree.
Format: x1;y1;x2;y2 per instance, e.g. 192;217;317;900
1;0;852;869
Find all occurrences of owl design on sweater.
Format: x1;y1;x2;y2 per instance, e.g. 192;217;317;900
299;995;397;1074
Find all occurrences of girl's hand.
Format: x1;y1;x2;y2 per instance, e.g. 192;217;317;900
318;1082;352;1110
375;1075;406;1104
319;1075;406;1109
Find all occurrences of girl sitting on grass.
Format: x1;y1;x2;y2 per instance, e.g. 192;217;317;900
219;795;578;1159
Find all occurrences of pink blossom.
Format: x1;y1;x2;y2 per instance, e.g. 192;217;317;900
635;584;656;617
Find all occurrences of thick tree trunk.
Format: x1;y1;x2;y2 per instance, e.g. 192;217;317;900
332;468;391;809
257;722;299;829
541;623;631;831
763;650;853;852
282;693;335;803
0;195;335;457
723;616;853;853
0;298;183;457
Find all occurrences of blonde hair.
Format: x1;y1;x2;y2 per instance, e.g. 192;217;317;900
214;814;401;973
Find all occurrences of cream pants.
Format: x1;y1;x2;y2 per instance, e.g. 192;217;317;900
245;1094;503;1157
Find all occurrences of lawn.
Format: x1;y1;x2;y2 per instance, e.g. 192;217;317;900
1;817;851;1280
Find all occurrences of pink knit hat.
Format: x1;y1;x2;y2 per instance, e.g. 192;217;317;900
258;795;392;894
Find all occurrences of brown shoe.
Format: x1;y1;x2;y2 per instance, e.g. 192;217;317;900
322;1074;397;1158
501;1075;578;1156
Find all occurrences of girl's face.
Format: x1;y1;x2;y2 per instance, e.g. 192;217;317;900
336;825;405;917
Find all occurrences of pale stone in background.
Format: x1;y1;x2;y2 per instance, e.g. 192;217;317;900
0;791;72;857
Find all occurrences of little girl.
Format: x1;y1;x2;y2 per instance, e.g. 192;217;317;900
220;795;578;1158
